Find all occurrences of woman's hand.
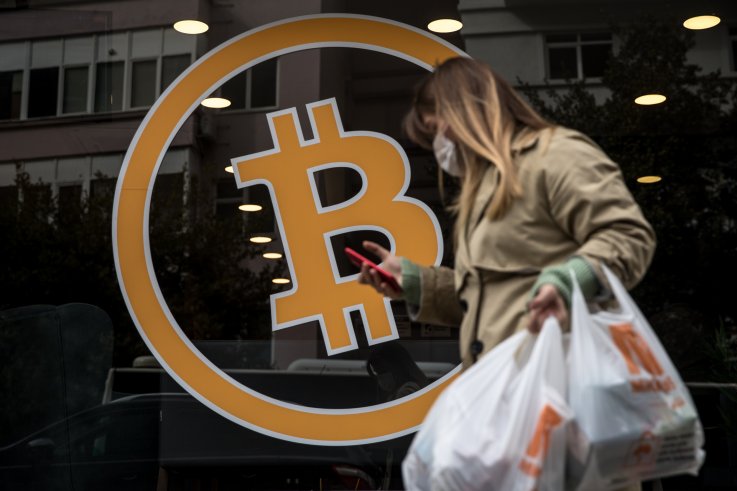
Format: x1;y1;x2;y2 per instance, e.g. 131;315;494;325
356;241;403;300
527;284;568;333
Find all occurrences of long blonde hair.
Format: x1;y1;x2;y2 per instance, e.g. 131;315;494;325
404;57;552;240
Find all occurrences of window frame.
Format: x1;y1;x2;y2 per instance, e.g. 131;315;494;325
544;32;613;82
61;63;92;115
0;28;194;121
3;149;189;212
128;56;160;110
221;57;280;114
0;69;25;120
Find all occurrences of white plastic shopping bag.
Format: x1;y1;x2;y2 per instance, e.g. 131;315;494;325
566;265;705;490
403;317;573;491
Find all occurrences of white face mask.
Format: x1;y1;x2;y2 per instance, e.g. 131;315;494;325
432;131;463;177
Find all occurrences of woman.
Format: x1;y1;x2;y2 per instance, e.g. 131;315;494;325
357;56;656;369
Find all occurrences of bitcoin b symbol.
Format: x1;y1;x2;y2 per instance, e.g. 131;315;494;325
232;98;442;355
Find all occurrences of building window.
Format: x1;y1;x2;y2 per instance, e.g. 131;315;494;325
546;33;613;80
222;58;279;111
0;28;195;121
63;66;89;114
94;61;124;113
0;71;22;120
28;67;60;118
131;59;157;108
2;150;188;214
161;54;191;92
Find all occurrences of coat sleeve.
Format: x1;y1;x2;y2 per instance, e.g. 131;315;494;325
405;264;465;327
543;131;657;293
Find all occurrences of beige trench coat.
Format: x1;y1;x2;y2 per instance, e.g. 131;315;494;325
411;127;656;368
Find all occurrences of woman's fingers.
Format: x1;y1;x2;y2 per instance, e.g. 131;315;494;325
362;240;390;261
527;285;568;332
355;242;402;299
357;262;373;285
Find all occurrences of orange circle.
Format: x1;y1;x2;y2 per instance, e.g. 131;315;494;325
114;15;463;444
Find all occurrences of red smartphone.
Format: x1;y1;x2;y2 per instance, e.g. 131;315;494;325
344;247;402;292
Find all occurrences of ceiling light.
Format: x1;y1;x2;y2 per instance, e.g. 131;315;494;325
634;94;666;105
683;15;720;30
173;20;209;35
249;236;272;244
427;19;463;33
239;204;262;212
272;278;290;284
224;166;234;173
637;176;662;184
263;252;283;259
201;97;231;108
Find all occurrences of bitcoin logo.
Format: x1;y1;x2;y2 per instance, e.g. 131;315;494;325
115;14;465;444
232;99;442;354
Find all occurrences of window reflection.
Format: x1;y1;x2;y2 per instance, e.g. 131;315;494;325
29;67;59;117
0;28;195;120
0;71;22;120
221;58;279;111
94;61;123;112
161;54;190;91
63;66;89;114
546;32;613;80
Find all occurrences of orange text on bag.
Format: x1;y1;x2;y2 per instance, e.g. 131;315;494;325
519;404;565;478
609;323;675;394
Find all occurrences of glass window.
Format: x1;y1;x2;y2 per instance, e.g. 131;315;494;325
0;70;22;120
0;29;195;120
96;32;127;62
63;66;89;114
546;33;612;80
163;27;195;55
250;58;278;109
91;153;122;179
581;43;612;78
0;42;26;72
131;60;157;108
94;61;124;112
222;59;278;111
161;54;190;92
63;36;94;65
548;46;577;80
221;72;247;110
28;67;59;118
131;29;162;59
31;39;62;68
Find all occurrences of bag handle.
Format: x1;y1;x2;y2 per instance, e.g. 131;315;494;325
600;264;647;323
